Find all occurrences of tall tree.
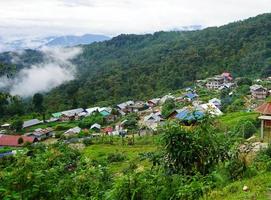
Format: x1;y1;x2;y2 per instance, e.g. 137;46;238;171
32;93;45;121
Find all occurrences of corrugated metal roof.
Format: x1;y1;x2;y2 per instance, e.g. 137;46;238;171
23;119;42;128
61;108;84;117
255;102;271;115
90;123;101;130
176;107;204;121
0;134;36;146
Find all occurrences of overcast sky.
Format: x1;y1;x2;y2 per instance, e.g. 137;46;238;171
0;0;270;39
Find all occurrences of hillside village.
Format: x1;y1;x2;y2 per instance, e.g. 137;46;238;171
1;71;271;155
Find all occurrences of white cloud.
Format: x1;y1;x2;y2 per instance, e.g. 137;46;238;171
0;0;270;40
0;47;82;97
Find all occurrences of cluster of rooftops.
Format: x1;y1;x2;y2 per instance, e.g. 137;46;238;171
2;71;271;148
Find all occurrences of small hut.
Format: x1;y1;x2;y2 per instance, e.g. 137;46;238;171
255;102;271;139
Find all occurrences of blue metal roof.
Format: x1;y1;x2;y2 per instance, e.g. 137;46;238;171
185;92;198;99
176;107;204;121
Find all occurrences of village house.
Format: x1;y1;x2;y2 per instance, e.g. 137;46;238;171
102;127;114;135
128;101;149;113
175;107;205;124
25;127;54;141
85;107;100;116
61;108;84;121
199;102;223;116
184;92;198;101
90;123;101;132
255;102;271;139
166;109;183;119
147;98;161;107
1;123;10;129
206;72;234;90
116;101;135;115
64;126;81;136
23;119;42;129
250;84;268;99
0;134;37;147
206;75;225;89
143;111;164;130
52;108;85;121
209;98;222;109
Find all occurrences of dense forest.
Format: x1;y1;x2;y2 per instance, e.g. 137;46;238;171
1;13;271;112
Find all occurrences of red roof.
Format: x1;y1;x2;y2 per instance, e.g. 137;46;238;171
102;127;113;133
221;72;233;80
255;102;271;115
0;134;36;147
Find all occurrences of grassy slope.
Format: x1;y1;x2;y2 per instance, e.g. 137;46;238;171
83;136;158;173
203;172;271;200
219;112;259;129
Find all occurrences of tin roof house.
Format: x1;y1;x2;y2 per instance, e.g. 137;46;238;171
23;119;42;129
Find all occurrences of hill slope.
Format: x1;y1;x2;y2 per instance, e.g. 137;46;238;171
1;13;271;111
45;13;271;111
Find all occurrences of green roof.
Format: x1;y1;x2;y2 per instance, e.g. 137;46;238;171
100;110;110;117
52;112;62;118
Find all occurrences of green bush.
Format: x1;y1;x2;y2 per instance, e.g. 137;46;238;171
54;132;63;138
10;119;23;132
78;113;104;129
265;145;271;158
107;152;127;163
178;179;204;200
83;138;93;146
55;125;68;131
225;158;246;180
234;119;257;139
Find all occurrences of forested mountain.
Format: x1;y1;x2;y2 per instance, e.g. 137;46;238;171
0;50;44;76
46;34;110;47
1;13;271;111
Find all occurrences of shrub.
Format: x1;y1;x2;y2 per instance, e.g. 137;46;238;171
265;145;271;158
178;179;204;200
55;125;68;131
11;120;23;132
83;138;93;146
160;119;229;175
225;158;246;180
234;119;256;139
107;152;127;163
266;161;271;172
54;132;63;138
79;113;104;129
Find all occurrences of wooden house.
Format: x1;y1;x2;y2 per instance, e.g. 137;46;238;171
250;84;268;99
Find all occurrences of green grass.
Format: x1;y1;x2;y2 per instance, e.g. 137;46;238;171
0;146;13;153
83;137;158;173
203;172;271;200
219;112;259;130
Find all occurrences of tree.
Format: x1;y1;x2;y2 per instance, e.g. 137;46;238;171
161;98;176;118
11;120;23;132
123;113;139;130
234;119;257;139
32;93;45;121
160;118;229;175
78;113;104;129
237;77;252;86
18;137;24;144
